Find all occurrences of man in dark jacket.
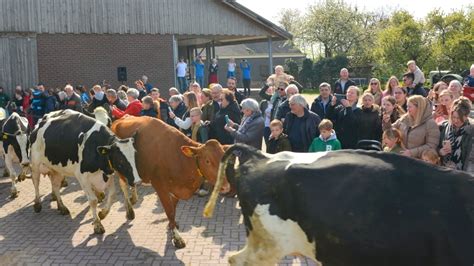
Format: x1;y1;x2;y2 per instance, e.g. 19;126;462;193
283;94;321;152
334;68;356;94
227;77;246;105
63;84;83;112
106;89;127;111
403;72;427;97
311;82;333;119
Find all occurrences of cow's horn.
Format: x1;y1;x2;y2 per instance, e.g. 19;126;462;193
203;150;233;218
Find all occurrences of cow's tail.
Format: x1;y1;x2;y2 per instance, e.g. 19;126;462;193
203;147;236;218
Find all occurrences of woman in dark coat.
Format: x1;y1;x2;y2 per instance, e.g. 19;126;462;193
327;86;362;149
210;89;241;144
358;93;382;142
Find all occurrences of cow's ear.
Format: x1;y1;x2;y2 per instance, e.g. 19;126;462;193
97;145;112;156
222;145;231;151
181;146;198;158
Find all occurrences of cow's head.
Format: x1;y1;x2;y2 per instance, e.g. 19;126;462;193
203;143;266;218
97;136;140;186
181;139;229;191
1;113;30;167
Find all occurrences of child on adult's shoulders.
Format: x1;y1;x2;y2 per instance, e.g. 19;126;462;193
464;64;474;87
266;120;291;154
407;60;425;88
140;96;158;118
308;119;341;152
382;127;404;153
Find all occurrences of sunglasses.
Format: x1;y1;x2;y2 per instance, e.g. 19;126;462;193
370;82;378;85
278;88;285;91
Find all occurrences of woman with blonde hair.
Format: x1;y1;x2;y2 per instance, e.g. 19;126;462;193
364;78;383;106
382;76;399;99
384;95;440;158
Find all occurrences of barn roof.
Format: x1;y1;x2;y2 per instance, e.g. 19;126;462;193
0;0;291;45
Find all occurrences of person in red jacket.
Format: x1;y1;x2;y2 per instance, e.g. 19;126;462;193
112;88;143;119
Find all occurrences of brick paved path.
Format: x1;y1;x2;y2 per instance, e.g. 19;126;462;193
0;168;314;265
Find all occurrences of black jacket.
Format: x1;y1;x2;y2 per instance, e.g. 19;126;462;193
87;96;109;112
359;105;382;142
310;95;333;120
406;85;427;97
210;101;242;145
233;89;246;105
283;108;321;152
327;103;362;149
259;84;285;121
334;79;356;94
113;98;127;111
167;102;187;129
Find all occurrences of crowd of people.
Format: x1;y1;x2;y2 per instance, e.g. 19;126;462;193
1;61;473;175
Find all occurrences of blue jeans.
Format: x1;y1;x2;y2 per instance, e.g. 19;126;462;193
227;71;235;78
196;76;204;88
178;77;188;93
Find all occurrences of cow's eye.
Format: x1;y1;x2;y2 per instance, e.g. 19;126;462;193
205;159;210;164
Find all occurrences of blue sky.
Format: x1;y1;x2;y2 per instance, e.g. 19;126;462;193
238;0;472;24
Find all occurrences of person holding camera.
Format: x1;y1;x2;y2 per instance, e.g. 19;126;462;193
327;86;362;149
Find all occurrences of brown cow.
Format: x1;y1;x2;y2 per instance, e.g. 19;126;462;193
111;116;227;248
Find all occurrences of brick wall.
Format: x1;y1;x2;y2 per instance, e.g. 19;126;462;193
37;34;175;97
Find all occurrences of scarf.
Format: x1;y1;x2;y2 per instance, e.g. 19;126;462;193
443;122;467;170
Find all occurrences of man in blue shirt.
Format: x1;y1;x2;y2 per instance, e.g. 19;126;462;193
193;56;205;88
240;59;251;96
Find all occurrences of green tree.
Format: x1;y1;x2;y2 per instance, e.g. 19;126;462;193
302;0;371;58
372;11;427;79
424;8;474;73
285;59;300;80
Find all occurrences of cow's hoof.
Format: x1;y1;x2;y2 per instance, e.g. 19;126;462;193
61;179;68;188
59;206;70;215
10;190;18;199
33;202;42;213
51;193;57;202
93;223;105;235
2;170;9;177
126;209;135;220
98;209;109;220
97;192;105;203
17;175;26;182
172;237;186;249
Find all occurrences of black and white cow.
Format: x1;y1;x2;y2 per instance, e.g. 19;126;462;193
29;109;140;234
204;144;474;266
0;110;31;198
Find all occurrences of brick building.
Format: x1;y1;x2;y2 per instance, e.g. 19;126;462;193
0;0;291;96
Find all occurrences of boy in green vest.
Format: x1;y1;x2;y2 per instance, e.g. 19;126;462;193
308;119;341;152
